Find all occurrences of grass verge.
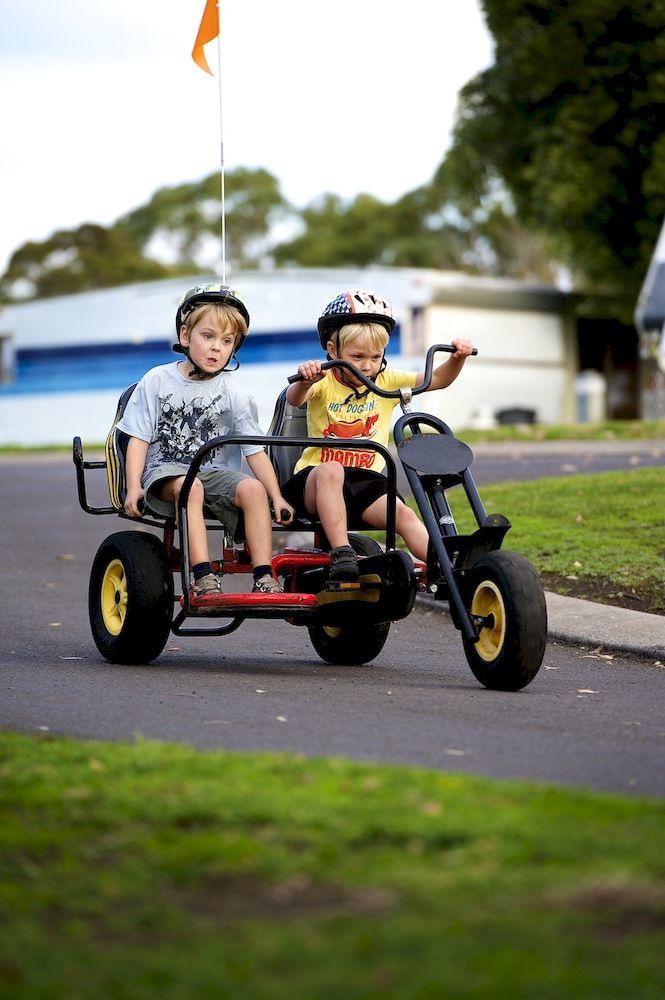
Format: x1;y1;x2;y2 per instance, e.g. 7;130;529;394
444;467;665;615
2;418;665;454
1;731;664;998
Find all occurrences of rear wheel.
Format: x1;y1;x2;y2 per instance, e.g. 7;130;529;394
89;531;173;664
308;621;390;666
462;550;547;691
348;533;383;558
308;533;391;664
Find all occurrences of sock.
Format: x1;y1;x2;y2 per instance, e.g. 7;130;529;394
253;564;272;582
193;561;213;581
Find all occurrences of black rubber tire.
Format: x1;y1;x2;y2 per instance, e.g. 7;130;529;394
308;533;389;664
308;620;390;666
348;533;383;558
462;550;547;691
89;531;173;664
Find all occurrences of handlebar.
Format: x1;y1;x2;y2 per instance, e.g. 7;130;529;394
287;343;478;397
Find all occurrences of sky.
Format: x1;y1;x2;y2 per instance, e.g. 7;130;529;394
0;0;494;275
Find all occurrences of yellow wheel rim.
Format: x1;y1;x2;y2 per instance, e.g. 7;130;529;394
323;626;342;638
101;558;128;636
470;580;506;662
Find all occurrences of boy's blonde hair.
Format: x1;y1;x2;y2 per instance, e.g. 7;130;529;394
183;302;248;350
329;322;389;355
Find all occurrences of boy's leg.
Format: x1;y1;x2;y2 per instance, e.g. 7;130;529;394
362;496;429;562
303;464;360;584
157;475;210;566
303;463;351;549
234;477;274;568
233;478;285;593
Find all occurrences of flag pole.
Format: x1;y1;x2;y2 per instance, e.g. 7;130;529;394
215;0;226;283
192;0;226;282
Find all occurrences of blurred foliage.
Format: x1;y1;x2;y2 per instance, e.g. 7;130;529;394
0;224;172;299
116;167;287;270
448;0;665;320
0;168;289;301
2;1;662;314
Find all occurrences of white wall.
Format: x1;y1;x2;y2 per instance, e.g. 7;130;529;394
416;304;574;426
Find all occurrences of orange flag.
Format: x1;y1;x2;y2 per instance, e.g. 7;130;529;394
192;0;219;75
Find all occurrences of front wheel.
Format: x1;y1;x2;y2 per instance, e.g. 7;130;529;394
308;621;390;666
462;550;547;691
89;531;173;664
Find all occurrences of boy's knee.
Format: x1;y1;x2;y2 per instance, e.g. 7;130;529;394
314;462;345;488
235;476;267;507
396;502;419;528
173;476;204;505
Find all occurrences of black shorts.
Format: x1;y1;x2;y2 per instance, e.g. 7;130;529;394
283;466;399;525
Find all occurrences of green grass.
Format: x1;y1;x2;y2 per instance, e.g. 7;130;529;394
457;419;665;444
445;467;665;613
1;731;664;998
2;418;665;453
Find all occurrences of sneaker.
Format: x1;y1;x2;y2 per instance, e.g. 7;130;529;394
252;573;284;594
193;572;222;597
328;545;360;582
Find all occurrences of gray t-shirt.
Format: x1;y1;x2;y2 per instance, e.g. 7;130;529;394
116;362;265;492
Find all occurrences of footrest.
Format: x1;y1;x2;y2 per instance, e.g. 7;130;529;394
186;592;318;613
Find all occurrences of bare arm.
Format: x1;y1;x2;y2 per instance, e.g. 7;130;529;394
245;450;294;525
415;337;475;392
124;436;149;518
285;360;325;406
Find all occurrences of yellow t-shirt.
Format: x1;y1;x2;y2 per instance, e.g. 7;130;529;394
293;367;419;475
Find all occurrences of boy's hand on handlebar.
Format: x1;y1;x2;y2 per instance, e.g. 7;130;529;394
297;360;326;384
271;497;295;526
451;337;475;360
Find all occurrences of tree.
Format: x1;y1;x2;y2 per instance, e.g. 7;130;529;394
1;168;290;301
0;224;171;300
449;0;665;316
117;168;289;270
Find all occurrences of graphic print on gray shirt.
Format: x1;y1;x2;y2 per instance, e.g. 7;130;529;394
116;362;265;492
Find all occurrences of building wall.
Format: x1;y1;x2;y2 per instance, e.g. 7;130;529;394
408;301;575;427
0;268;576;444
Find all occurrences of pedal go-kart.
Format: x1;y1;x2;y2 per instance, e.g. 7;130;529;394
73;344;547;691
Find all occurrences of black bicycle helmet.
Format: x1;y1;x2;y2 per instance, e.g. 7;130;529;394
173;281;250;376
175;281;250;337
317;289;395;349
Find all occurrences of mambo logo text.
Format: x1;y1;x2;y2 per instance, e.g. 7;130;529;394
320;448;375;468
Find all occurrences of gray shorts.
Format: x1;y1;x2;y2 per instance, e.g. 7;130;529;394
144;465;250;540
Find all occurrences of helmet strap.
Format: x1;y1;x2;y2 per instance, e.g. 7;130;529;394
183;351;239;380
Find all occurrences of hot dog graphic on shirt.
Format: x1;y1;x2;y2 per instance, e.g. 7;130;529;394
319;411;380;469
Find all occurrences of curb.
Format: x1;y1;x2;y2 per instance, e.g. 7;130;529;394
415;592;665;663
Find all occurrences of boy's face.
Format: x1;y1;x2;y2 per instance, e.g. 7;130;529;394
328;331;384;387
180;312;237;375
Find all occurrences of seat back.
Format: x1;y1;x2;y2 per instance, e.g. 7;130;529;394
105;382;138;510
266;387;308;490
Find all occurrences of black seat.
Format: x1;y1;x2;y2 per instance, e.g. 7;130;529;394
266;387;308;491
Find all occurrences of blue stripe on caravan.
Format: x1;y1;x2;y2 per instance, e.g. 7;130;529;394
1;326;401;396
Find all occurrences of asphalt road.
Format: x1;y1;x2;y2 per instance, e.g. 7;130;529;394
2;455;664;798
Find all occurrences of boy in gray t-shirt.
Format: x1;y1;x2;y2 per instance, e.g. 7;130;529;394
117;282;293;596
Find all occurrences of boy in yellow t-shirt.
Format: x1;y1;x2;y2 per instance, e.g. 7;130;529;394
283;289;474;583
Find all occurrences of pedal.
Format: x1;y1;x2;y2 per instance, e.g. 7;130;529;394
317;574;381;607
323;579;362;593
